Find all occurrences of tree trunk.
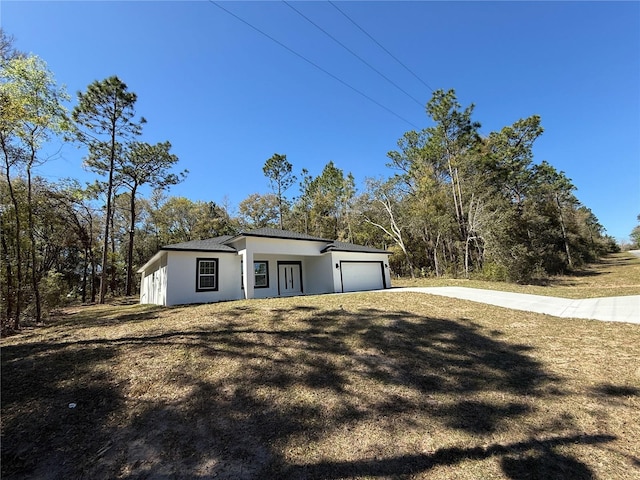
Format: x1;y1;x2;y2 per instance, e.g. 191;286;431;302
365;213;414;279
3;152;22;329
556;194;573;269
447;158;462;233
464;236;471;278
1;222;14;322
100;184;113;303
125;186;137;296
91;254;97;303
110;212;117;296
434;232;441;277
89;215;97;303
81;245;88;303
99;124;117;304
277;183;284;229
26;162;41;322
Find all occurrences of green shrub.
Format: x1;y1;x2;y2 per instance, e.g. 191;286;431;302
39;271;69;316
481;262;508;282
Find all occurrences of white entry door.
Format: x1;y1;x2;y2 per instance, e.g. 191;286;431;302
278;263;302;296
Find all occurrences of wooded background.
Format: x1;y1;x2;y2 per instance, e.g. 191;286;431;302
1;31;628;330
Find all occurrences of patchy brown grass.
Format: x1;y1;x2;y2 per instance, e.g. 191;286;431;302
394;252;640;298
3;286;639;479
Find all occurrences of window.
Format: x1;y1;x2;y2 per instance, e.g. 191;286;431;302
254;261;269;288
196;258;218;291
240;260;269;289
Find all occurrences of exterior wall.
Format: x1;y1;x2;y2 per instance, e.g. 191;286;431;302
248;254;284;299
238;248;253;300
244;254;334;298
329;251;392;292
304;254;335;294
139;253;168;306
139;238;391;306
164;251;243;306
232;237;330;300
229;236;327;257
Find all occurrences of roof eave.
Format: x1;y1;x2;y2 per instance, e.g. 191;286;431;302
137;245;237;274
137;250;166;273
229;231;332;243
321;246;391;254
162;247;237;253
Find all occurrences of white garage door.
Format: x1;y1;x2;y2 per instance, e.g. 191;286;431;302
341;261;385;292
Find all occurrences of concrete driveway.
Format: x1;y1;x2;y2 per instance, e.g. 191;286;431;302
393;287;640;324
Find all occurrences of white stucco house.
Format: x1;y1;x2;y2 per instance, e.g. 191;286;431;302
137;227;392;306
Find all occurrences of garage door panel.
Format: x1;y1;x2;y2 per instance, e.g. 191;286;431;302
341;261;384;292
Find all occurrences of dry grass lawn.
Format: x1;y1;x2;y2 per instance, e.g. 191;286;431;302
2;253;639;479
395;251;640;298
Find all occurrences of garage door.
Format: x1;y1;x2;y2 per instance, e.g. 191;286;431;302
340;261;385;293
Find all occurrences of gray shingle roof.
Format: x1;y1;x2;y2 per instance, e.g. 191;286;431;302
163;237;237;252
321;241;390;254
159;229;388;254
234;228;331;242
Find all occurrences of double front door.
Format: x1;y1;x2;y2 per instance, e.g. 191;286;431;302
278;262;302;296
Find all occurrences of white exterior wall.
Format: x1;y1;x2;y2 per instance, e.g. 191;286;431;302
139;237;391;306
329;251;392;292
247;254;281;299
304;254;335;294
229;236;328;257
244;253;335;298
164;251;242;306
232;237;334;299
139;253;168;306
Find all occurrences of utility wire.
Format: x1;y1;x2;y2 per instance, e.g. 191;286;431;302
209;1;420;129
283;1;424;107
328;0;434;93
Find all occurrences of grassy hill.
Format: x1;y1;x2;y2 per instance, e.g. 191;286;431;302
2;253;639;479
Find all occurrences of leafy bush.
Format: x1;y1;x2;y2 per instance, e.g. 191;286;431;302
39;271;69;316
481;262;508;282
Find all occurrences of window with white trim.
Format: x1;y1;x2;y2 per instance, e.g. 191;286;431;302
196;258;218;291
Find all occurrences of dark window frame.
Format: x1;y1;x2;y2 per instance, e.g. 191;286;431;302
196;257;219;292
254;260;269;288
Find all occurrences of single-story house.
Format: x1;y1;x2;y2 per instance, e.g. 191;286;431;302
137;227;392;306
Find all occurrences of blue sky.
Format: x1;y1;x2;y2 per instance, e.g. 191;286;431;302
2;1;639;241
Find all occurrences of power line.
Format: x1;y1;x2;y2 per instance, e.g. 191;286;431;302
328;0;435;93
208;1;420;129
283;1;424;107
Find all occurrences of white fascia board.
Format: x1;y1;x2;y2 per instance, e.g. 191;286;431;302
137;250;165;273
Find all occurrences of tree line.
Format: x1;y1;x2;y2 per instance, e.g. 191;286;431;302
1;31;619;330
261;90;617;283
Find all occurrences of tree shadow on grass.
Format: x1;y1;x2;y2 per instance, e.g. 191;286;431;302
501;447;597;480
283;434;613;479
592;383;640;398
0;301;608;479
1;343;123;478
51;304;164;329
